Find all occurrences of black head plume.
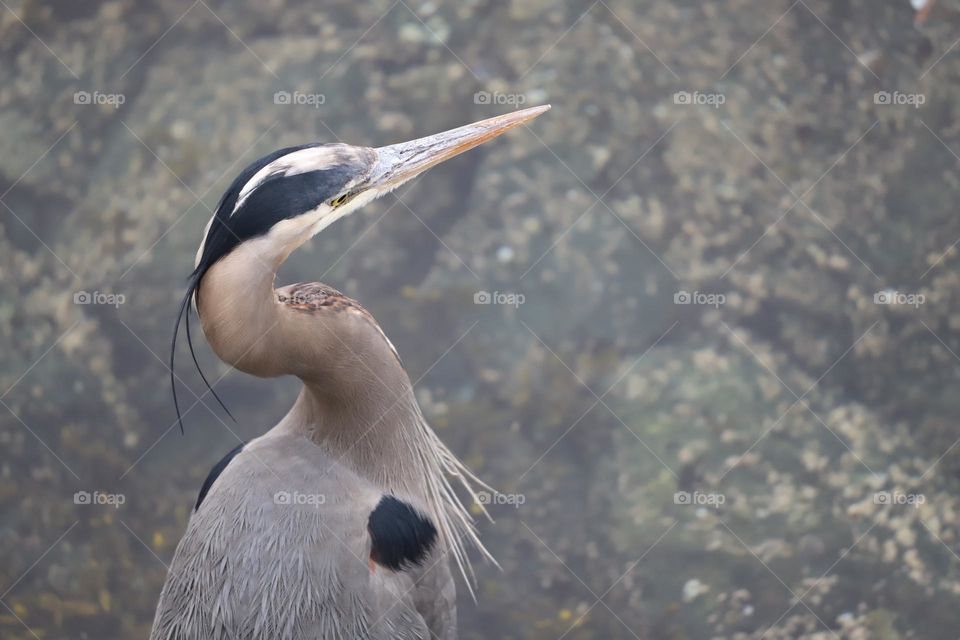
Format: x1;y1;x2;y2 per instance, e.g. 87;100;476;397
169;144;363;433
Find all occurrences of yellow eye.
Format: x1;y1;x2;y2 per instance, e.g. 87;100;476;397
330;194;351;208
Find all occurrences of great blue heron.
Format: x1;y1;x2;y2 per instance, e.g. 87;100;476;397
150;105;550;640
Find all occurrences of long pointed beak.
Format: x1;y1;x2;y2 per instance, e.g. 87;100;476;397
367;105;550;191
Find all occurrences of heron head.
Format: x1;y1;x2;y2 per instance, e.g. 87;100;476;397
172;105;550;432
193;104;551;278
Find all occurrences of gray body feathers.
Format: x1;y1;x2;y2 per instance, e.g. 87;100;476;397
150;432;457;640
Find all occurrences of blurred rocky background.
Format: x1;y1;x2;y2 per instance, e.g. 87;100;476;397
3;0;960;638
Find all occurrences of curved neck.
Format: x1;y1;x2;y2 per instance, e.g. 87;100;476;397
195;235;426;496
195;231;491;577
196;239;285;377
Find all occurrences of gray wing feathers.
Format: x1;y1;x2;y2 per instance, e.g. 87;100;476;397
411;548;458;638
150;434;442;640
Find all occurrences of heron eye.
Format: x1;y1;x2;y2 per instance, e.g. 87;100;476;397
330;194;351;208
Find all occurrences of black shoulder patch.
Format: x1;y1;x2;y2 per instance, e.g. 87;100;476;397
368;495;438;571
195;442;245;511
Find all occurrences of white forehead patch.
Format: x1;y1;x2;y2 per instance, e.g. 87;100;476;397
231;146;354;216
195;214;215;269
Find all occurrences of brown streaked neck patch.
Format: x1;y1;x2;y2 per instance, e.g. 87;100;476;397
277;282;402;367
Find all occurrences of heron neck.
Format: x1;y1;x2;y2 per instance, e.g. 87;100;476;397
198;236;490;573
196;240;287;378
197;235;432;497
276;382;431;498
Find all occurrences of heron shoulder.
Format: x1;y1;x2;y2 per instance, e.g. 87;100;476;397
189;435;439;574
194;441;245;510
368;495;438;572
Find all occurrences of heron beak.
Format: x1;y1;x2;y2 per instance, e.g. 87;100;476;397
367;104;551;192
